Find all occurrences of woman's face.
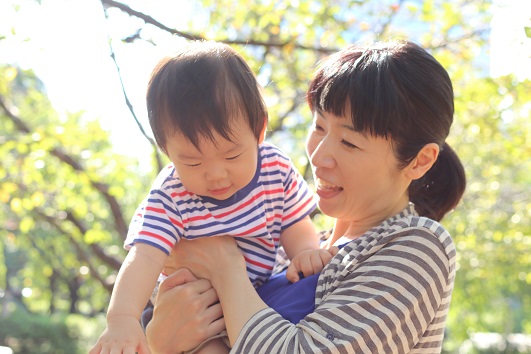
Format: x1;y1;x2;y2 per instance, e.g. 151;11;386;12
306;109;412;226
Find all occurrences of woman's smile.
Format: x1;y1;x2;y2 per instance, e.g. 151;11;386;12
315;178;343;199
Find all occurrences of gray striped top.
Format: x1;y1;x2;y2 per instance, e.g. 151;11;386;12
231;204;456;353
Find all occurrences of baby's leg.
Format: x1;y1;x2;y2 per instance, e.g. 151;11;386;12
195;338;229;354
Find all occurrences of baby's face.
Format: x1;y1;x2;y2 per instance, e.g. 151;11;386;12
165;116;259;200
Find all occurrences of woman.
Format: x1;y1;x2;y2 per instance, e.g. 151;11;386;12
145;40;466;354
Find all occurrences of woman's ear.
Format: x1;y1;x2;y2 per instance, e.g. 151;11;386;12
258;119;268;144
406;143;440;180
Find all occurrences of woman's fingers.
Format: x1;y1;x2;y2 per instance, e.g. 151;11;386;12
159;267;198;290
208;315;226;337
148;269;223;352
205;301;223;320
201;285;220;305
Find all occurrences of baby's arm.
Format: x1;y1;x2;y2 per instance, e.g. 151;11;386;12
90;243;167;354
280;215;337;282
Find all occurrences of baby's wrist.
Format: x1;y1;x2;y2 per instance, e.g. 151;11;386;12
106;312;138;325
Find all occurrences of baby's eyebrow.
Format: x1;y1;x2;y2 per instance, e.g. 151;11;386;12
178;143;243;159
177;153;202;159
222;144;243;154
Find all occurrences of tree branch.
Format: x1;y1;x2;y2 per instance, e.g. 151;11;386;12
100;0;339;54
100;3;165;172
376;0;405;40
432;27;491;49
36;209;114;292
65;210;123;271
0;95;129;239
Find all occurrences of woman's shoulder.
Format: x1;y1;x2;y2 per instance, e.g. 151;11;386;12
386;209;455;254
380;203;453;242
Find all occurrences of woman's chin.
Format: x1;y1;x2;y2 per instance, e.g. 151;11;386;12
316;196;342;217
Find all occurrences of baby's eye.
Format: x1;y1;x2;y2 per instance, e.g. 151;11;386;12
226;153;243;160
184;162;201;167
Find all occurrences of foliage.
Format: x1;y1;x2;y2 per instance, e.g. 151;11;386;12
0;64;151;316
0;309;78;354
1;0;530;352
445;71;531;347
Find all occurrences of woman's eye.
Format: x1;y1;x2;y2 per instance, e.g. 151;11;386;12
313;123;324;131
341;140;357;149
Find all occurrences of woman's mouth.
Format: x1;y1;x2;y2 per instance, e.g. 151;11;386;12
316;179;343;198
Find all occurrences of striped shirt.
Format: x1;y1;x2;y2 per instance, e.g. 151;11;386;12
125;142;316;286
232;204;456;353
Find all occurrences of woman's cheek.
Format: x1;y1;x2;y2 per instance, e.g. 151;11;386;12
306;132;318;157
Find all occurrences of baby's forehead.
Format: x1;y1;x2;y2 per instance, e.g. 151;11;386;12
167;118;255;155
174;138;241;158
171;111;250;139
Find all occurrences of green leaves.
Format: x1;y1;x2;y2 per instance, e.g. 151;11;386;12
1;1;529;351
0;64;148;316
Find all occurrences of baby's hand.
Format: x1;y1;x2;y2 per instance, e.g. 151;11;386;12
89;314;151;354
286;247;339;283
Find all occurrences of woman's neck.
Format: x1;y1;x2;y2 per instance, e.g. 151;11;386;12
329;220;369;245
329;199;410;246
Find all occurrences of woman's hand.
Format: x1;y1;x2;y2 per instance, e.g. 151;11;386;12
146;268;224;354
168;236;266;347
169;236;246;283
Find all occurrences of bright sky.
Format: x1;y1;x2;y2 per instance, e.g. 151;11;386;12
0;0;191;168
0;0;529;168
490;0;531;79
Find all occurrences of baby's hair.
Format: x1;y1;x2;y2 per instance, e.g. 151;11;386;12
307;40;466;221
147;40;268;153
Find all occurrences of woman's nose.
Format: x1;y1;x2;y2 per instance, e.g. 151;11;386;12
309;138;336;169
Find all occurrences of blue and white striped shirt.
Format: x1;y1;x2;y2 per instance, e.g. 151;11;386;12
125;142;316;286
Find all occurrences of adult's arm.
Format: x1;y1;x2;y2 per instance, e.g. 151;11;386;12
232;230;453;353
172;230;452;353
146;268;225;354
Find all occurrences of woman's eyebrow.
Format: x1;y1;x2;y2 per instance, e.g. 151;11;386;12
315;109;326;118
340;123;369;140
341;122;356;131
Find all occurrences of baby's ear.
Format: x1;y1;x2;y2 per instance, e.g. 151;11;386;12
258;119;268;143
406;143;440;180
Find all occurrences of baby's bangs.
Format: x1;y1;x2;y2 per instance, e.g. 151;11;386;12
164;70;241;150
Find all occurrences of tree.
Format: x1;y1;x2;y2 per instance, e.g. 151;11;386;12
0;65;152;315
1;0;529;351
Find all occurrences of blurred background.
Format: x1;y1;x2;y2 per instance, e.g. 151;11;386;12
0;0;530;353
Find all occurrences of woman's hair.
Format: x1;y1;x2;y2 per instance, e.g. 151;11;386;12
147;40;268;153
307;40;466;221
